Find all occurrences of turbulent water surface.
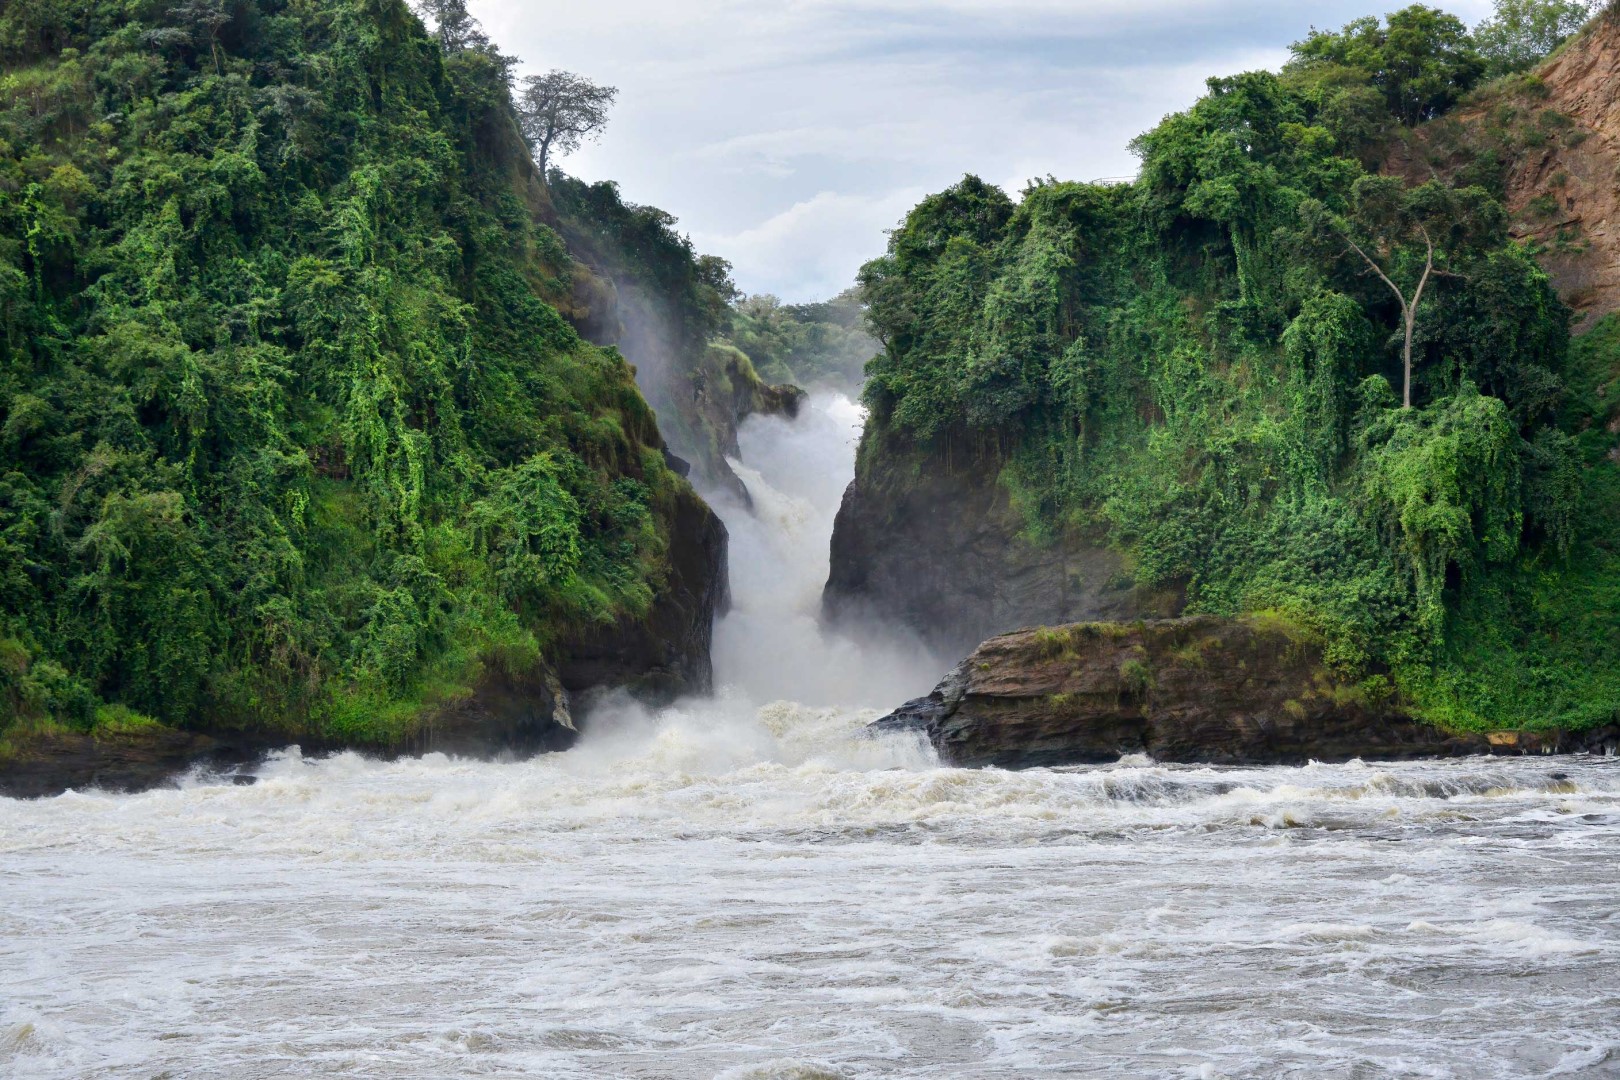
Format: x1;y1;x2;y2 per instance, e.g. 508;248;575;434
4;396;1619;1079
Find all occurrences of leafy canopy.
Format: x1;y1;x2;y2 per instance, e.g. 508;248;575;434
1474;0;1596;75
0;0;692;743
1290;5;1486;125
858;15;1617;731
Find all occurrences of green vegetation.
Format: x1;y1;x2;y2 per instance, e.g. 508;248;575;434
859;4;1620;732
1474;0;1596;76
730;289;879;391
547;174;858;486
546;171;775;483
1292;5;1486;125
0;0;701;746
1118;659;1154;697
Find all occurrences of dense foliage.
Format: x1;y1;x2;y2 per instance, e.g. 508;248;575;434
729;290;878;391
859;4;1620;730
0;0;698;745
545;171;761;481
1474;0;1597;76
1292;5;1486;125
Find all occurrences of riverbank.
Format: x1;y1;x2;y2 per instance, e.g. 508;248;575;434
875;616;1620;769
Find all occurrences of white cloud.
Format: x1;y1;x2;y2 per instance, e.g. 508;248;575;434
475;0;1500;299
692;188;928;302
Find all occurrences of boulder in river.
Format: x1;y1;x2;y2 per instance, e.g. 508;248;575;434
873;615;1500;767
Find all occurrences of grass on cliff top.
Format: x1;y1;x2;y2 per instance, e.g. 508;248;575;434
0;703;165;766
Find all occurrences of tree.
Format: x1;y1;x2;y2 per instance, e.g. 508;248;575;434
517;71;618;180
169;0;230;74
411;0;488;53
1474;0;1594;76
1346;220;1438;412
1305;177;1503;408
1291;6;1486;125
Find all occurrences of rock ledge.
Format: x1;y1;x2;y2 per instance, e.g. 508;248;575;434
874;616;1616;768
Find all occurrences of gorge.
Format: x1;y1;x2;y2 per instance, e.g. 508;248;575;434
3;1;1620;1075
4;391;1618;1079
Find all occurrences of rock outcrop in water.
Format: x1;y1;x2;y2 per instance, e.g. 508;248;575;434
872;616;1617;768
0;671;576;800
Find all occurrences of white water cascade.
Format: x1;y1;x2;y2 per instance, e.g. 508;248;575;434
3;394;1618;1079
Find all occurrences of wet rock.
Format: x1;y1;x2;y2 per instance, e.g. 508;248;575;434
662;447;693;478
875;616;1495;768
1;663;582;800
409;664;580;760
0;726;287;800
870;660;971;737
825;430;1181;659
558;481;729;704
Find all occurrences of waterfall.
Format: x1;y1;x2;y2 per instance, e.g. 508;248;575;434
702;391;943;710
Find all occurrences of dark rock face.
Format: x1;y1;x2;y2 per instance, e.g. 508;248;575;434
559;483;730;703
0;727;276;800
411;665;579;760
875;616;1500;768
0;667;579;800
825;437;1181;658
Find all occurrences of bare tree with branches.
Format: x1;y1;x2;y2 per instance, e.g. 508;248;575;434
170;0;230;75
517;71;618;180
1302;176;1496;410
1344;226;1439;410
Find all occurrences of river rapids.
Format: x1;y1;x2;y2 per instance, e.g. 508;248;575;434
3;395;1618;1079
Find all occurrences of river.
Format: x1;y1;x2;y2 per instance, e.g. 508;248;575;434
3;395;1618;1078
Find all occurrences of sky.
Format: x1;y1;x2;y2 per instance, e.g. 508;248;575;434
475;0;1496;302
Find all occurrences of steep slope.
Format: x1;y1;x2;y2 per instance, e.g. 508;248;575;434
831;13;1620;735
546;174;805;503
1391;8;1620;326
826;421;1181;660
0;0;726;785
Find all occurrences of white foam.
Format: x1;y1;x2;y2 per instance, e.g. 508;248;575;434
706;393;945;710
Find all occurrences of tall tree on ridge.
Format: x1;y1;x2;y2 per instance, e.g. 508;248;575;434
517;71;618;181
1474;0;1594;76
1291;5;1485;125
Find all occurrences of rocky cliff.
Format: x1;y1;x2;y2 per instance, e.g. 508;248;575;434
876;617;1618;768
825;16;1620;737
1391;10;1620;327
556;479;730;703
0;0;736;797
825;431;1181;660
546;175;806;503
